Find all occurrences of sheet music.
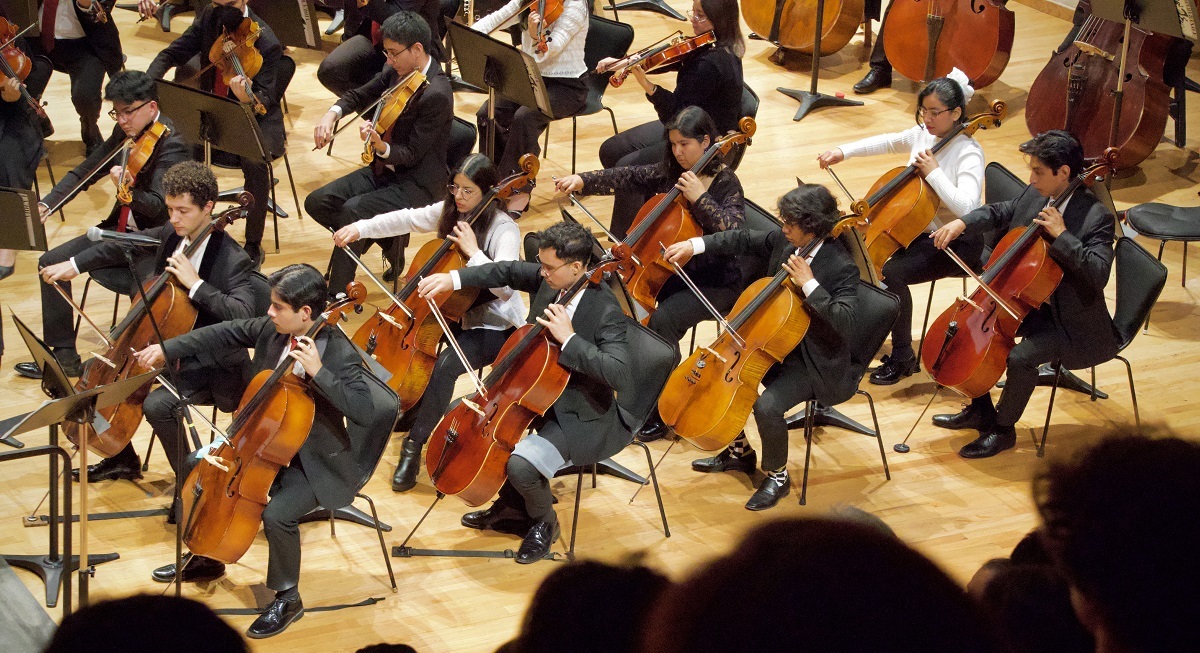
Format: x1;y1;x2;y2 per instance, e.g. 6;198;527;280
1176;0;1199;41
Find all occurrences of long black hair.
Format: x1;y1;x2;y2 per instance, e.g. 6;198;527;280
701;0;745;56
437;154;504;241
662;106;722;178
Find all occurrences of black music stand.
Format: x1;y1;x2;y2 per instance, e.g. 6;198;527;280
250;0;324;51
603;0;685;21
776;0;862;122
155;79;286;252
447;20;552;161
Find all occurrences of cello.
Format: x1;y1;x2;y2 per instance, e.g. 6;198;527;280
182;284;367;564
920;151;1117;399
852;99;1006;278
881;0;1015;88
350;155;539;410
741;0;864;55
63;196;253;458
612;117;755;321
657;216;858;452
1024;0;1173;170
424;256;621;506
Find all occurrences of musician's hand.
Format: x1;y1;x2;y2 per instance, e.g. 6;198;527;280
632;67;655;95
931;219;967;250
448;221;480;258
229;75;252;103
38;203;50;224
138;0;158;20
333;224;361;247
417;273;454;299
536;303;574;345
676;171;705;203
0;78;20;103
914;149;939;176
1034;206;1067;239
817;148;844;169
108;165;124;189
554;174;584;195
784;254;814;288
288;335;323;377
595;56;620;73
663;240;694;266
164;253;200;289
527;11;542;40
133;343;165;369
314;111;338;148
40;261;78;284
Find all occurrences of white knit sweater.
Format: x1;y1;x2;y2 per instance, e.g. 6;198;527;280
471;0;589;78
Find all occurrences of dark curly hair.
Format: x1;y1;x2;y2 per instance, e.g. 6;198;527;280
777;183;840;237
536;220;593;266
104;70;158;105
1020;130;1084;178
162;161;219;209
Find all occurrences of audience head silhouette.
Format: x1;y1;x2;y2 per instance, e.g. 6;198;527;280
43;594;246;653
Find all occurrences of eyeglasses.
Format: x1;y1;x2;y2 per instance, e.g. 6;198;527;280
919;106;950;119
447;183;478;198
536;257;571;274
686;9;709;22
383;44;414;60
108;101;150;121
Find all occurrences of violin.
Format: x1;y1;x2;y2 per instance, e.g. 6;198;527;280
351;155;539;410
182;284;367;564
1025;0;1173;170
851;100;1006;279
116;121;171;205
0;18;51;123
207;16;266;115
612;117;755;322
63;196;253;458
881;0;1014;88
920;150;1117;399
741;0;863;55
657;217;858;451
606;31;715;88
424;255;622;506
533;0;563;54
362;69;428;166
77;0;109;24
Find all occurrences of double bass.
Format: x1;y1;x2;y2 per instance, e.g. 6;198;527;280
853;100;1006;278
1025;0;1173;169
920;151;1117;398
63;197;252;458
182;285;367;564
881;0;1015;88
657;217;857;452
612;118;755;321
351;155;539;411
741;0;864;55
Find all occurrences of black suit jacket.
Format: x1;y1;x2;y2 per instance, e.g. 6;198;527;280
961;184;1118;368
146;6;287;157
458;261;634;465
702;228;861;406
42;116;191;230
55;0;124;73
163;316;376;509
334;63;453;196
344;0;445;61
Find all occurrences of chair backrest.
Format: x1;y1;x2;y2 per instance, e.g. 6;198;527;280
248;270;271;317
724;83;760;172
347;364;403;493
615;319;680;432
983;161;1025;204
847;281;901;379
275;54;297;103
739;198;782;282
1113;236;1168;350
448;115;477;172
582;15;635;100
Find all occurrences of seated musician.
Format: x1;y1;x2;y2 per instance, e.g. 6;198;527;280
415;221;632;563
310;10;454;293
472;0;589;206
929;130;1118;459
14;71;190;380
555;105;745;442
315;0;444;98
142;264;376;639
62;162;261;487
331;154;525;493
662;184;859;510
146;0;288;269
818;71;985;385
595;0;745;238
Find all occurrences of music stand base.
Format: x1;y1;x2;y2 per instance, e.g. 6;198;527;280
785;404;875;436
555;458;646;485
603;0;686;20
299;505;393;532
2;553;119;608
391;545;564;562
777;88;863;122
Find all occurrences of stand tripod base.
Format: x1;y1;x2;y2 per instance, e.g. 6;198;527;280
555;457;646;485
391;545;563;561
1;553;118;608
300;505;392;532
777;88;863;122
603;0;685;20
785;404;875;436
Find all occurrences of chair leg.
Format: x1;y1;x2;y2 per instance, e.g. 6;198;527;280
268;161;281;253
328;509;336;537
917;279;938;363
1183;242;1188;287
542;123;550;160
1038;365;1064;458
1147;240;1168;332
1115;355;1141;432
603;106;618;135
142;432;155;472
357;493;397;592
799;401;815;505
631;440;669;537
859;390;890;480
571;117;578;174
281;152;303;221
567;471;583;562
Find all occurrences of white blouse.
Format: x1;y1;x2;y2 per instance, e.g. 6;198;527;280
471;0;589;79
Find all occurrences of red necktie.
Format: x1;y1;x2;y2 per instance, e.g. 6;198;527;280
116;206;131;232
41;0;59;52
213;71;229;99
370;21;382;46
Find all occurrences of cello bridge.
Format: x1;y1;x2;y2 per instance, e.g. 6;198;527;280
958;296;984;313
92;352;117;369
1074;41;1114;62
461;398;485;418
700;347;727;364
203;454;231;472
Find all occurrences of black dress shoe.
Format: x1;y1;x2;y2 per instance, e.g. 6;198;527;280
151;553;226;583
636;417;668;443
16;353;82;379
391;437;423;493
853;67;892;94
932;402;997;431
246;595;304;639
745;475;791;511
692;447;758;475
957;425;1017;459
515;520;559;564
461;504;535;536
382;265;400;283
869;354;919;385
71;454;143;482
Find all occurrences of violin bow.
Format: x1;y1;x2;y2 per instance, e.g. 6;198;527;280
941;247;1020;321
42;141;131;217
421;289;489;401
313;73;417;151
657;241;745;348
0;21;36;51
325;226;415;321
47;281;117;357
